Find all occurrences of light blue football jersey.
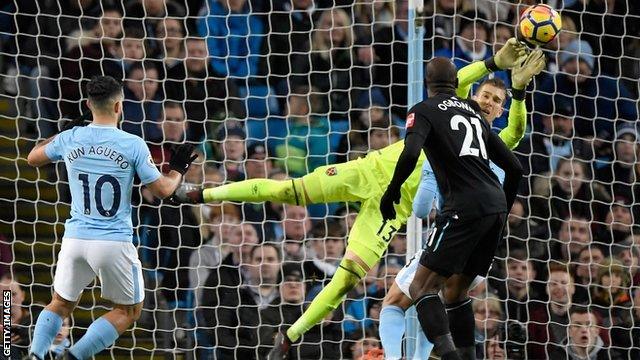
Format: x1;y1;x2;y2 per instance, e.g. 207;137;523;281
45;124;161;242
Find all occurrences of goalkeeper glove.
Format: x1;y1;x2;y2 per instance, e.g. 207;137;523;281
61;111;92;132
169;183;205;204
511;49;546;90
486;38;529;71
380;186;401;221
169;144;198;175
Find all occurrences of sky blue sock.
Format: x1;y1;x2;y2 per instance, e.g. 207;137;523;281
69;317;119;359
379;305;406;359
413;328;435;360
30;309;63;359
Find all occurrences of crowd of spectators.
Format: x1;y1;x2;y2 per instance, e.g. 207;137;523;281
2;0;640;359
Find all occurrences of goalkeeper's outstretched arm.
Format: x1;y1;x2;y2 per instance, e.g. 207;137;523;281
454;45;545;151
499;49;546;149
456;38;528;99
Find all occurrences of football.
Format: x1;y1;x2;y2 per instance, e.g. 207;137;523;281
519;4;562;47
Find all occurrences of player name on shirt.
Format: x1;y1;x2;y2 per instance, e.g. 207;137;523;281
66;146;131;169
436;97;482;118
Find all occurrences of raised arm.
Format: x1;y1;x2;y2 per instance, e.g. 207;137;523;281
499;49;546;149
456;38;528;99
456;61;490;99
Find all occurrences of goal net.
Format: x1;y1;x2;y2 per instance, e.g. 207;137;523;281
2;0;639;359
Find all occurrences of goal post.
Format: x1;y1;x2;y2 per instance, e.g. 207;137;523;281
405;0;425;358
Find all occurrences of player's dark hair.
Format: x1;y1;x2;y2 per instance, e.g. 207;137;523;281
86;76;122;111
426;57;458;95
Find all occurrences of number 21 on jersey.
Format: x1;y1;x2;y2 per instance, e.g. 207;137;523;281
450;115;487;159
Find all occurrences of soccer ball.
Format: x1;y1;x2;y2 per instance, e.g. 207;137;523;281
519;4;562;47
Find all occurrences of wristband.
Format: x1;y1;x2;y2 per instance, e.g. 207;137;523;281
511;88;526;101
484;57;500;72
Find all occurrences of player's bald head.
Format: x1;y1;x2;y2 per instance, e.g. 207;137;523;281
426;57;458;95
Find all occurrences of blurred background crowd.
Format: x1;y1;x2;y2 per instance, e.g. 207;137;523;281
0;0;639;359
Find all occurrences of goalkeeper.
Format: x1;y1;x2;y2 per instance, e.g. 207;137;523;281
379;49;546;360
173;38;529;359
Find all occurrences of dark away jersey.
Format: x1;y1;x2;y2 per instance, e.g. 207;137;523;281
406;94;507;218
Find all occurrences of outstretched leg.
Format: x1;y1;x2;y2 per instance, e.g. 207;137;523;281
202;178;309;205
286;250;369;342
182;162;368;206
268;250;371;360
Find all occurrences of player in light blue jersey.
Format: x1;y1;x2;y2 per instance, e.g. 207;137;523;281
378;49;545;359
25;76;197;360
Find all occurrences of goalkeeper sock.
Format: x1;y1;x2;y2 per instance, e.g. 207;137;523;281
30;309;63;359
286;258;366;342
379;305;405;359
202;178;306;205
446;298;476;360
69;317;119;359
415;294;460;360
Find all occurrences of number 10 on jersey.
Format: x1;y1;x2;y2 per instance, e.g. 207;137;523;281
78;173;121;217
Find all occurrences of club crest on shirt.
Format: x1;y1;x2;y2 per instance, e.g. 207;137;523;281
406;113;415;128
326;167;337;176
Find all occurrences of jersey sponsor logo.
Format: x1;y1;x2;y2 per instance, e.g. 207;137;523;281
325;166;337;176
406;113;415;128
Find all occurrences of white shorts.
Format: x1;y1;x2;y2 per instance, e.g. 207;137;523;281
53;238;144;305
395;249;485;300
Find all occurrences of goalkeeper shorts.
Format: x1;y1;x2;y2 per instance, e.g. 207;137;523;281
302;161;414;269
